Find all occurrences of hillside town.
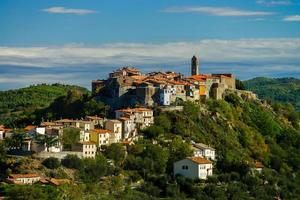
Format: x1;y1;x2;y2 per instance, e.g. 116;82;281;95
0;56;261;186
92;56;256;109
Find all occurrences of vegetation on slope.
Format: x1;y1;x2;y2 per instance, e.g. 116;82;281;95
1;93;300;199
0;84;89;127
244;77;300;110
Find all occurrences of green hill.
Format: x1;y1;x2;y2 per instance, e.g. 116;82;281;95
1;94;300;199
0;84;90;127
244;77;300;110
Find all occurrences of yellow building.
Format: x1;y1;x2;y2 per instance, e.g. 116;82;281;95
90;129;112;147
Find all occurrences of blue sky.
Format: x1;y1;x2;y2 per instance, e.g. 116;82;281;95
0;0;300;90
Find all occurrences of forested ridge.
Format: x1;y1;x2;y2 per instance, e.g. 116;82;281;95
0;91;300;199
244;77;300;111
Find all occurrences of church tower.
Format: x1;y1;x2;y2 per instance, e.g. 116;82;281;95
191;55;199;76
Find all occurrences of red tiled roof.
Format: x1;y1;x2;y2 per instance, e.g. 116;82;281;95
9;173;40;179
24;125;36;131
255;161;264;168
91;129;112;134
116;107;152;113
86;116;103;120
79;141;96;145
187;157;212;164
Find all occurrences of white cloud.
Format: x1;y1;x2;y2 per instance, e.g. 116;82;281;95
257;0;292;6
162;6;275;16
283;15;300;21
0;38;299;68
42;7;96;15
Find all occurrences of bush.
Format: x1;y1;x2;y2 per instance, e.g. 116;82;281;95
42;157;60;169
61;154;83;170
142;125;164;139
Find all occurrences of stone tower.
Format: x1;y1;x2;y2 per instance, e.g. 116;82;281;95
191;55;199;76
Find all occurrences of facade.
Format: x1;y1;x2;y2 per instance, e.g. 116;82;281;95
72;141;97;158
7;174;41;185
90;129;112;147
174;157;213;180
115;108;154;129
85;116;105;128
192;143;216;160
55;119;94;131
105;120;122;143
118;116;137;139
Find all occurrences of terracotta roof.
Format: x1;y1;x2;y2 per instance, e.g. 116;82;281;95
92;129;112;134
86;116;103;120
193;143;215;150
107;119;122;123
79;141;96;145
9;173;40;179
24;125;36;131
187;157;212;165
55;119;91;123
116;107;152;113
118;117;130;121
255;161;264;168
40;122;60;126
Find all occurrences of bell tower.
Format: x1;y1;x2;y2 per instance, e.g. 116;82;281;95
191;55;199;76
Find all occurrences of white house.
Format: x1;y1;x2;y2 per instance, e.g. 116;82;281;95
72;141;97;159
115;108;154;129
174;157;213;180
160;86;172;106
7;174;41;185
118;116;137;139
192;143;216;160
254;161;264;174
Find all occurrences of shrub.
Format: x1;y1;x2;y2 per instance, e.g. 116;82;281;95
42;157;60;169
61;154;83;170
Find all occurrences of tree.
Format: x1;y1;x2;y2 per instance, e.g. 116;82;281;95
236;79;246;90
61;128;80;150
42;157;60;169
142;144;169;174
78;155;108;183
35;134;59;152
155;114;172;131
105;143;126;167
142;125;164;139
3;184;60;200
167;136;193;173
61;154;83;170
5;131;27;150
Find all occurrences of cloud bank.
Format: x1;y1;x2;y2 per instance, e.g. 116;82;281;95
257;0;292;6
0;38;299;67
162;6;275;16
0;38;300;90
42;7;96;15
283;15;300;21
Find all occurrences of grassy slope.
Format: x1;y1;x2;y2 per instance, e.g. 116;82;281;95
244;77;300;110
0;84;89;126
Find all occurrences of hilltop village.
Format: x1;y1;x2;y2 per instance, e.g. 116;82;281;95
0;56;260;186
92;56;255;109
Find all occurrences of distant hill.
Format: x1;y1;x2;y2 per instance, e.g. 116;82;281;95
244;77;300;110
0;84;90;127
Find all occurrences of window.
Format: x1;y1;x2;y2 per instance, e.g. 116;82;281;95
182;165;189;170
